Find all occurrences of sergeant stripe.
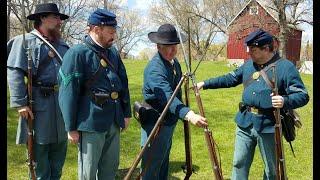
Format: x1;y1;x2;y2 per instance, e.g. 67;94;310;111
229;71;237;77
289;86;308;94
59;69;83;86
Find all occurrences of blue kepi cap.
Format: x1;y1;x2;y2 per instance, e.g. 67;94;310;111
245;29;273;47
88;8;117;27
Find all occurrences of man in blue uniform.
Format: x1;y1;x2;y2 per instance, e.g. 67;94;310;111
7;3;69;179
197;29;309;180
58;8;131;180
141;24;208;179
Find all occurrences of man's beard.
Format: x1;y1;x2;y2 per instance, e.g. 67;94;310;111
98;36;113;48
47;27;61;42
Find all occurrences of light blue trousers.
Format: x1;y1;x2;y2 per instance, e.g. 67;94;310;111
231;126;276;180
32;140;67;180
140;123;176;180
78;122;120;180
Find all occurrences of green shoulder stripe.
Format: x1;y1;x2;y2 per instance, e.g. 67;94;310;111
59;68;83;86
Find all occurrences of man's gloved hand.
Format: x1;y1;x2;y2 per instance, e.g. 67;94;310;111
196;81;205;90
185;110;208;128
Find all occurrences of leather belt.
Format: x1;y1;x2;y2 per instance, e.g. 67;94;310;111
247;106;273;115
33;83;59;92
87;91;119;105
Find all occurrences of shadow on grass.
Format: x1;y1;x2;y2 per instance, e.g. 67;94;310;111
116;161;204;180
116;167;181;179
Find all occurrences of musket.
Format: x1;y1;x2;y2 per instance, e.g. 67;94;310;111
124;74;187;180
181;17;193;180
272;66;288;180
175;18;224;180
21;0;36;179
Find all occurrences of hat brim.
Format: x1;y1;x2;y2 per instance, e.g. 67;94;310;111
27;12;69;20
148;32;187;45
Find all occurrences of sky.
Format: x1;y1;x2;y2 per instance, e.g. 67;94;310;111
122;0;313;56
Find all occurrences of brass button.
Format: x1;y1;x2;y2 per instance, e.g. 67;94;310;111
111;92;118;99
53;85;59;91
252;72;260;80
100;59;107;68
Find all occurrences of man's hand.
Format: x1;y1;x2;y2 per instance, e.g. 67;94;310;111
270;93;284;108
185;110;208;128
18;106;34;120
121;118;131;132
68;131;79;144
196;82;205;90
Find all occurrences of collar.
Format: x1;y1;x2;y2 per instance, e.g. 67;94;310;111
84;35;108;53
253;52;280;70
89;34;105;49
158;52;175;66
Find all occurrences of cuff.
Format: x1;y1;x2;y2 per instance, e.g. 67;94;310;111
184;110;194;121
10;96;28;108
178;106;190;120
203;80;211;90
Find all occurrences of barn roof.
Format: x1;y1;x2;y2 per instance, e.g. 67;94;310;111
227;0;302;31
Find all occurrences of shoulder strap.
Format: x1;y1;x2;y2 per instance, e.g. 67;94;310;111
30;31;63;65
260;67;274;89
83;42;118;91
243;61;279;89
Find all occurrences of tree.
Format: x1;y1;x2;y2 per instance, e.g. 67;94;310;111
7;0;38;34
7;0;88;45
149;0;246;60
267;0;313;58
101;0;146;58
115;9;146;58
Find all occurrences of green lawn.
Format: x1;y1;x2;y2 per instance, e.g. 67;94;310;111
7;60;313;180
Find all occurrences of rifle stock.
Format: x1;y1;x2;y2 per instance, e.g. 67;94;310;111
191;76;223;180
272;67;287;180
26;47;36;180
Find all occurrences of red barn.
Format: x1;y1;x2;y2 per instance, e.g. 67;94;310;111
227;0;302;65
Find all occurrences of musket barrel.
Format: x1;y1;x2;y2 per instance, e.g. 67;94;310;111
21;0;36;179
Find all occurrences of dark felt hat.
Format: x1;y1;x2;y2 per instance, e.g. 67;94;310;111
88;8;117;27
245;29;273;47
27;3;69;20
148;24;186;45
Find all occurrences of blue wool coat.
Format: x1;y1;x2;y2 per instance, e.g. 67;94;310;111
7;30;69;144
143;52;190;126
203;53;309;133
58;35;131;132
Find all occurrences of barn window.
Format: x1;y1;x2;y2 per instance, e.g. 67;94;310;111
249;6;258;15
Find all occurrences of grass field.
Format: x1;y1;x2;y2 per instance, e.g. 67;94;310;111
7;60;313;180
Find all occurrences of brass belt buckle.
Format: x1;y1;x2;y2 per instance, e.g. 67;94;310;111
111;92;118;100
251;107;259;114
53;85;59;91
